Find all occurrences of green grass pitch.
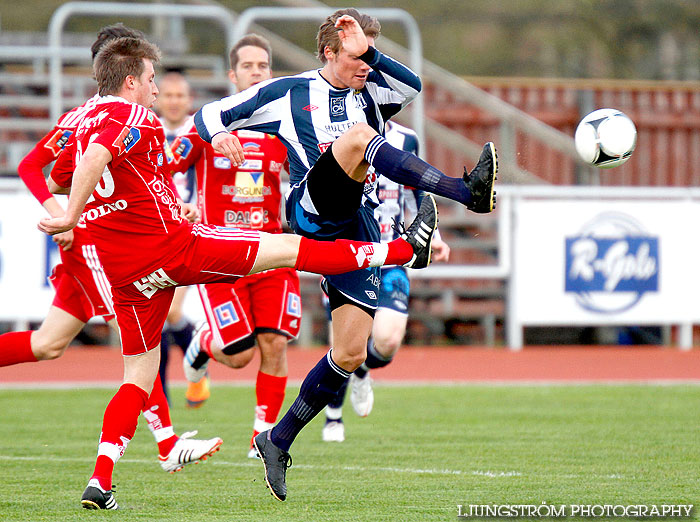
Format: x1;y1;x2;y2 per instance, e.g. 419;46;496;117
0;384;698;521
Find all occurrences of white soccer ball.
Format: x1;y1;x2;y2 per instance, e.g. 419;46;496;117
574;108;637;168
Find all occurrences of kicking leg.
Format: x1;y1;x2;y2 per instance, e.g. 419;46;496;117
0;306;85;366
320;121;496;212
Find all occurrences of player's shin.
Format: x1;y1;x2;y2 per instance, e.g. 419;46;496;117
0;331;36;366
254;371;287;434
91;383;148;490
364;135;472;205
143;374;177;457
293;237;412;274
270;349;349;451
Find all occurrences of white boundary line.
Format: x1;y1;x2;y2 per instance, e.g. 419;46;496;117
0;454;630;480
1;379;700;390
0;454;520;478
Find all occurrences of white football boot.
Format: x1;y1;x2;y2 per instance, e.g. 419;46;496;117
159;430;223;473
349;373;374;417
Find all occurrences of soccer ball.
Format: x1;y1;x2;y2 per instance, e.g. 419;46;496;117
574;108;637;168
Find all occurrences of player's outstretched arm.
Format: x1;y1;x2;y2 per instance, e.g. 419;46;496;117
38;143;112;235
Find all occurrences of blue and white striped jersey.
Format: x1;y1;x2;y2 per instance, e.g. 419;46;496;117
195;46;421;186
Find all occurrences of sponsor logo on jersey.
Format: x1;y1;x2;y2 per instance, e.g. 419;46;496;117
76;110;109;136
221;171;270;201
214;301;239;328
365;290;377;300
146;111;154;123
269;160;284;173
329;96;347;122
81;200;128;222
237;130;264;138
224;207;268;229
44;129;73;157
302;104;318;111
148;178;182;222
238;159;263;170
565;212;659;314
170;136;193;163
112;126;141;156
242;142;261;151
318;142;332;153
325;121;356;134
157;152;163;166
214;156;232;169
354;90;367;109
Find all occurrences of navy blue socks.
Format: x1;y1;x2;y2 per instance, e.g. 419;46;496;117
365;135;472;205
271;350;350;451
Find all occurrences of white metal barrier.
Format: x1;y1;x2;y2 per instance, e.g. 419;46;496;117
48;2;239;124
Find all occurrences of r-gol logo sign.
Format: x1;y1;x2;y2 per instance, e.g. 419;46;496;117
564;213;659;314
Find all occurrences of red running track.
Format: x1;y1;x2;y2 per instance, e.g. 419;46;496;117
1;345;700;386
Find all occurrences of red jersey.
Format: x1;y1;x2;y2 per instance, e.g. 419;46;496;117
169;118;287;233
63;96;190;287
18;95;102;263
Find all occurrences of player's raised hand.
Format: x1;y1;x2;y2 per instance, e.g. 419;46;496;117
38;215;76;236
52;229;75;251
335;15;368;56
431;236;451;263
212;132;245;166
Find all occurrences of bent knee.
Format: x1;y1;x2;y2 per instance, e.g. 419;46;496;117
331;347;367;372
346;123;377;148
257;333;287;355
374;338;401;357
218;347;255;369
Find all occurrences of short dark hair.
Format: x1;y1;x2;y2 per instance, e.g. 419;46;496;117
91;23;145;60
94;37;161;96
316;8;380;64
229;34;272;70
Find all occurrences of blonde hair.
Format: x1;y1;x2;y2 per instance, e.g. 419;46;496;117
316;8;380;64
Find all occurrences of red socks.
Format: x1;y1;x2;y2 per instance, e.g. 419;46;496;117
385;237;413;265
200;328;214;357
251;371;287;444
142;374;177;457
294;237;412;274
0;331;36;367
92;383;148;490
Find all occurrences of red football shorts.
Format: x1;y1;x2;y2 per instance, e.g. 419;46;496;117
198;267;301;351
50;243;115;323
112;225;261;356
